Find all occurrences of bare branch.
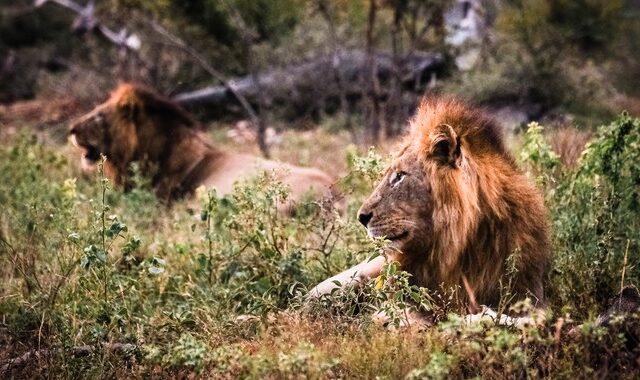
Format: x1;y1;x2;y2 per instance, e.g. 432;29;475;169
149;22;261;137
220;0;270;157
316;0;353;134
35;0;140;51
364;0;382;143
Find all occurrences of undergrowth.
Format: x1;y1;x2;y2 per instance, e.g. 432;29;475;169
0;115;639;378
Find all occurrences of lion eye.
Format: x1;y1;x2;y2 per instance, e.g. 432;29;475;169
389;171;406;187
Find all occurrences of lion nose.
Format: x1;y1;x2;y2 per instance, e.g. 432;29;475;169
358;212;373;227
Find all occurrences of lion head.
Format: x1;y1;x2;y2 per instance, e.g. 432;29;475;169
358;99;549;309
69;83;200;189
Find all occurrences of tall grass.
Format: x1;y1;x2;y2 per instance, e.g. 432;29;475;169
1;114;639;378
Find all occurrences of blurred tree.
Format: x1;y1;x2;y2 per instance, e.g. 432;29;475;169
383;0;451;138
499;0;624;56
462;0;628;111
108;0;302;68
103;0;306;155
0;0;75;102
548;0;624;53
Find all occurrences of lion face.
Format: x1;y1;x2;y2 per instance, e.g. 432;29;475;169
358;146;437;256
357;117;478;266
69;91;139;174
69;104;112;168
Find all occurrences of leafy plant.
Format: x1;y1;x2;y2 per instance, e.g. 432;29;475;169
2;123;640;378
521;114;640;315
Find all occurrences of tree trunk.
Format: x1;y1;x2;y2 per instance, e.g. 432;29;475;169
364;0;382;144
386;0;407;137
317;0;353;136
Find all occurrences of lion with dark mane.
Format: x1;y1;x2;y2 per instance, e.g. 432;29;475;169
69;83;334;205
311;98;550;325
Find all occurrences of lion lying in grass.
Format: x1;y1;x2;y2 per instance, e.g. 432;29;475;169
68;83;335;206
311;98;550;327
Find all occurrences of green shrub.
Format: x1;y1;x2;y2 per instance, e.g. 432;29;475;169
520;114;640;316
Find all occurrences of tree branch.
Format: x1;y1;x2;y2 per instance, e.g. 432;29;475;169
149;22;263;151
35;0;140;51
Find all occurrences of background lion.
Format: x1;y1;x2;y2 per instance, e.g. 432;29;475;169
311;98;550;325
68;83;335;205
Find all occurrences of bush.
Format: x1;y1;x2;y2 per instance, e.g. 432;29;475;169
520;114;640;316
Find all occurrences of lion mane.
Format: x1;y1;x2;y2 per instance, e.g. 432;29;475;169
312;98;550;316
69;83;334;204
397;98;549;308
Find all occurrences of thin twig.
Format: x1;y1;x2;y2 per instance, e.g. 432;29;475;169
47;258;81;308
1;343;137;373
35;0;140;51
220;0;270;157
320;222;336;256
621;239;630;292
316;0;353;136
149;22;262;145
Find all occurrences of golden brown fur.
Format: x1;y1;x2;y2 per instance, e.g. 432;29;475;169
69;83;334;204
311;98;550;316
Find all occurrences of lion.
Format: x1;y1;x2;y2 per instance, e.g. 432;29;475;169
68;83;335;205
310;98;550;327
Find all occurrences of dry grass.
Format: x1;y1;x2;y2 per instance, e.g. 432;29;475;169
208;123;401;176
548;127;593;167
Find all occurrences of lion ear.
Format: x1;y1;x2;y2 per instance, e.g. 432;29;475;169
430;124;461;167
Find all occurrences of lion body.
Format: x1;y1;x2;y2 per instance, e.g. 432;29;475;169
312;98;549;314
69;84;334;204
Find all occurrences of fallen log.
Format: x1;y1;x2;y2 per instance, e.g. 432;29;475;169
173;49;444;119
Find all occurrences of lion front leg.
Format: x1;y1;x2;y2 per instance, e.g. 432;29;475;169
308;255;386;298
372;308;433;331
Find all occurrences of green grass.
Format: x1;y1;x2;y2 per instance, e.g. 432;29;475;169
1;117;639;378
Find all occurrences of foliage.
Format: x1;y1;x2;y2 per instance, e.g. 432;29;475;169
2;0;640;375
110;0;302;46
523;0;624;95
499;0;624;55
448;0;634;121
1;115;640;378
521;115;640;315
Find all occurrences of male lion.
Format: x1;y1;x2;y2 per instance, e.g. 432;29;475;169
310;98;550;326
69;83;335;205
